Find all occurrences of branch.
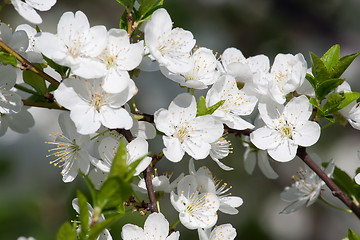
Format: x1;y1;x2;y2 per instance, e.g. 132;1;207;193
297;147;360;219
0;39;60;87
22;99;66;110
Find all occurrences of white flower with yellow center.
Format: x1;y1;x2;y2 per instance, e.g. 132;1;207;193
35;11;107;79
206;75;257;130
170;174;220;230
198;223;237;240
154;93;224;162
54;77;136;135
250;96;321;162
160;47;219;89
121;212;180;240
45;113;92;183
98;28;144;93
144;8;196;73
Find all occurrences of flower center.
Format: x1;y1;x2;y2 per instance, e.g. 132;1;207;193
90;92;107;112
276;119;294;139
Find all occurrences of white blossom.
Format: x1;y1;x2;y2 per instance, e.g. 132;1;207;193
144;8;196;73
280;158;334;214
170;174;220;229
160;47;219;89
36;11;107;79
0;65;23;115
154;93;223;162
136;172;184;194
250;96;321;162
121;212;180;240
206;74;257;130
189;159;243;215
0;107;34;136
198;223;237;240
98;28;144;93
11;0;56;24
54;77;135;135
209;136;233;171
45;112;92;182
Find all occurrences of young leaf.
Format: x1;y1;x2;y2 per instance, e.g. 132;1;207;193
196;96;207;116
330;165;359;201
322;92;345;115
139;0;159;18
315;78;344;101
321;44;340;71
347;228;360;240
109;139;128;179
310;52;330;82
80;171;97;206
56;222;77;240
23;70;47;95
96;177;132;210
205;100;225;115
77;190;90;238
42;55;69;78
119;10;128;32
305;73;316;90
331;52;360;78
337;92;360;109
0;52;17;67
116;0;134;7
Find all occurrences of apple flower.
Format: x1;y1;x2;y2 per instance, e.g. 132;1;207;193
154;93;224;162
250;95;321;162
144;8;196;73
121;212;180;240
0;65;23;115
54;77;135;135
45;112;92;183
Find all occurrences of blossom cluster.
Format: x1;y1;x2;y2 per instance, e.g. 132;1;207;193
2;1;360;239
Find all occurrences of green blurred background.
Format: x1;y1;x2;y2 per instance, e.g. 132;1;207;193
1;0;360;239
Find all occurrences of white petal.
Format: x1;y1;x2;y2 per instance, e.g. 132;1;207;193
11;0;42;24
250;127;279;150
163;136;185;162
144;212;169;240
267;139;298;162
257;150;279;179
210;224;237;240
99;106;133;130
293;121;321;147
25;0;56;11
121;224;145;240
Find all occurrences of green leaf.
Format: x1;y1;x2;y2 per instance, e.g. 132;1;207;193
0;52;17;67
337;92;360;109
138;0;163;19
116;0;134;7
305;73;316;90
23;70;47;95
88;214;123;240
310;52;330;82
77;190;90;239
331;52;360;78
321;44;340;71
119;10;128;31
109;139;128;179
205;100;225;115
348;228;360;240
96;177;132;210
43;55;69;78
56;222;77;240
125;153;149;182
196;96;207;116
322;92;345;115
309;97;319;108
330;165;360;201
315;78;344;101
